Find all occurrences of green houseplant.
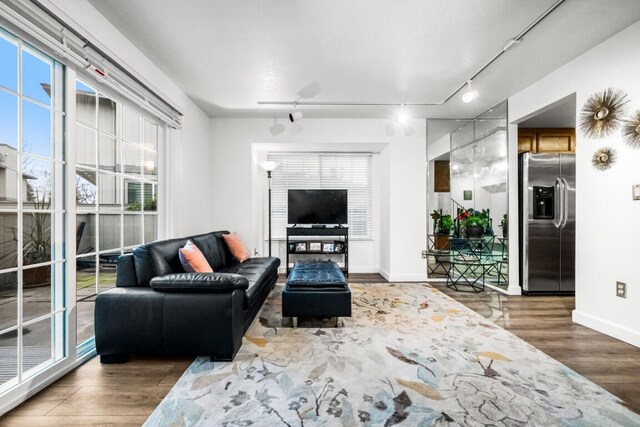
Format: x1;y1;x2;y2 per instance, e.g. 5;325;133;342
23;190;52;288
430;210;452;235
499;214;508;238
459;208;489;238
430;210;453;250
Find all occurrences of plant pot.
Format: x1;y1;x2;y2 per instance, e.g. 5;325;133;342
23;265;51;288
466;225;484;239
435;234;450;250
502;225;508;238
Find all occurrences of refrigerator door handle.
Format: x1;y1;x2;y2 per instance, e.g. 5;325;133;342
561;177;569;228
554;177;563;229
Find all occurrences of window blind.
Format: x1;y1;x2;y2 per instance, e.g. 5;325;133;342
267;153;373;239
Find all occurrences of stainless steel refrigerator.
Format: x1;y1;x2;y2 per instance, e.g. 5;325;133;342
519;152;575;294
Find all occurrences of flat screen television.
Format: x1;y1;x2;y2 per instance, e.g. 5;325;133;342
288;189;348;225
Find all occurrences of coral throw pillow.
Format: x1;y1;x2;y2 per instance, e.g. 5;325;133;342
223;232;251;263
178;240;213;273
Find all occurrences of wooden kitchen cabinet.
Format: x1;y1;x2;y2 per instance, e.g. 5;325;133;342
518;128;575;154
518;129;538;153
434;160;450;192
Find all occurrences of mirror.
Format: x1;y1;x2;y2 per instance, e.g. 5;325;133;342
427;102;509;289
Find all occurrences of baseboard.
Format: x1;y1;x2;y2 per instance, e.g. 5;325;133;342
572;310;640;348
386;273;428;282
348;266;379;274
379;267;390;281
0;350;96;416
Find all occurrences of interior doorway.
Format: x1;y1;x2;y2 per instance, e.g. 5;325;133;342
516;93;577;295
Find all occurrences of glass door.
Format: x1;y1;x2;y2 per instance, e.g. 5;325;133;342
0;28;65;393
74;80;159;351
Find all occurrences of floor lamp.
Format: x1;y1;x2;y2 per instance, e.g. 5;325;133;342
261;161;279;257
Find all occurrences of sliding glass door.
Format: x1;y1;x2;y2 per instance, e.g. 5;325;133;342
74;79;159;349
0;29;65;393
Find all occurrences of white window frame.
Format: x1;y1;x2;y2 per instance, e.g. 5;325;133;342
0;20;168;414
0;27;66;398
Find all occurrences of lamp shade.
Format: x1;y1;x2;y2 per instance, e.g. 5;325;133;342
261;161;279;172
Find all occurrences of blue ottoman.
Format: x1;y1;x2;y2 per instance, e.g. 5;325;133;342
282;261;351;324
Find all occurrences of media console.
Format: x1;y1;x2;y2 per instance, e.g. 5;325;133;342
286;226;349;276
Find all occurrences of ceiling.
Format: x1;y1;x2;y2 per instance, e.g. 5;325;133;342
89;0;640;120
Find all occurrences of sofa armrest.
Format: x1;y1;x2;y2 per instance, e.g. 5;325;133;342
150;272;249;292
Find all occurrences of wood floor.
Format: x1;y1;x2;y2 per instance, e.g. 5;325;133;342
2;275;639;425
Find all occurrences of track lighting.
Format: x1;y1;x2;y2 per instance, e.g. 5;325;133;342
289;104;303;123
397;104;408;124
269;118;285;136
502;38;521;52
462;80;477;103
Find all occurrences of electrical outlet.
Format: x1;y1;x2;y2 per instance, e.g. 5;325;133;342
633;184;640;200
421;250;427;259
616;281;627;298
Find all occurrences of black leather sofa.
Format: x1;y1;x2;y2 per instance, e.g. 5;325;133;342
94;230;280;363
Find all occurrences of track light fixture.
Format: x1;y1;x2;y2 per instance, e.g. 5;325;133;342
462;80;477;103
397;104;408;124
289;104;303;122
269;118;285;135
502;38;521;52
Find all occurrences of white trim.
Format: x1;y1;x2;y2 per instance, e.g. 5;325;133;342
347;266;378;274
380;270;428;282
572;310;640;348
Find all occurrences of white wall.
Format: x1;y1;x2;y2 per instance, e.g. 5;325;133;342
509;21;640;347
210;118;427;281
43;0;214;238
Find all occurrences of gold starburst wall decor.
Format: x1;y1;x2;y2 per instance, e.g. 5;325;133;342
622;110;640;149
592;147;616;171
579;88;629;139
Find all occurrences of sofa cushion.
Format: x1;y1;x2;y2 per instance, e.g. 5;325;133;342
191;232;227;271
220;257;280;308
214;231;234;268
179;240;213;273
132;245;155;287
115;254;138;287
147;237;190;276
150;273;249;292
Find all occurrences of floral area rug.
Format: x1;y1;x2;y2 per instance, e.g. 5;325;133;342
145;283;640;426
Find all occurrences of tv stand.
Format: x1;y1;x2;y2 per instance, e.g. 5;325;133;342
286;226;348;276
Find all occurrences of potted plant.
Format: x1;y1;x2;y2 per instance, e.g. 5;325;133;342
460;208;489;239
439;214;453;235
436;213;452;250
22;190;51;288
430;210;452;250
499;214;508;238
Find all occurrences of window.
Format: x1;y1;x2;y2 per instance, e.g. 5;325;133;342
74;80;159;347
267;153;373;239
0;4;174;406
0;29;65;392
